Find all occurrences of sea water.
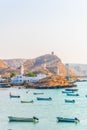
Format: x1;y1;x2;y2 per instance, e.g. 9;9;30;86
0;82;87;130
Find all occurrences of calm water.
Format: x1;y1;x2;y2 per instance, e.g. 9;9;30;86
0;82;87;130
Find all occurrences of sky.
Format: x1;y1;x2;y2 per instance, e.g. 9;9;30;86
0;0;87;64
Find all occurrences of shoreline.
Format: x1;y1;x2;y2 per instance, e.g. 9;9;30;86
0;84;77;89
25;84;77;89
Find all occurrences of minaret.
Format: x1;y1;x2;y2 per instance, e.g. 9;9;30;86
20;64;24;75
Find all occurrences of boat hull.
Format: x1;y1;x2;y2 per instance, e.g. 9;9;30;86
65;99;75;103
21;100;34;103
57;117;79;123
37;97;52;101
8;116;39;122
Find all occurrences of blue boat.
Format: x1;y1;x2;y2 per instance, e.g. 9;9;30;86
65;88;78;91
8;116;39;122
10;95;20;98
67;93;79;96
57;117;79;123
37;97;52;101
65;99;75;103
33;92;44;95
62;91;74;94
9;93;20;98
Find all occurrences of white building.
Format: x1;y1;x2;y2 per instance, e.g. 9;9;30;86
10;73;46;85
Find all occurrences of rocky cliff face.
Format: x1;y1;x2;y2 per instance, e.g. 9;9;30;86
25;75;71;88
0;54;76;77
4;59;27;68
0;60;16;76
0;60;8;68
23;54;75;77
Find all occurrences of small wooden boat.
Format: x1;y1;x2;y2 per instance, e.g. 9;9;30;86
33;92;44;95
8;116;39;122
62;91;74;94
9;93;20;98
65;88;78;91
67;93;79;96
65;99;75;103
10;95;20;98
57;117;79;123
21;100;34;103
37;97;52;101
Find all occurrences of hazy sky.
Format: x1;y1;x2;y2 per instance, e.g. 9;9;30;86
0;0;87;64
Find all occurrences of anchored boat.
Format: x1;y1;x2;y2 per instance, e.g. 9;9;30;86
21;100;34;103
33;92;44;95
67;93;79;96
9;93;20;98
8;116;39;122
57;117;79;123
37;97;52;101
65;99;75;103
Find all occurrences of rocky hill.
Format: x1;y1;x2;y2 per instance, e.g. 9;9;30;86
0;60;8;68
4;59;27;68
25;75;76;89
23;54;76;77
0;53;76;77
0;60;16;76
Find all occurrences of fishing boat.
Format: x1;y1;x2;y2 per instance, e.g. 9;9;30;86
67;93;79;96
62;90;75;93
37;97;52;101
33;92;44;95
65;99;75;103
9;92;20;98
65;88;78;91
57;117;79;123
8;116;39;122
10;95;20;98
21;100;34;103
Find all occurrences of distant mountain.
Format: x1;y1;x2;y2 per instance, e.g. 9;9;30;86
69;63;87;76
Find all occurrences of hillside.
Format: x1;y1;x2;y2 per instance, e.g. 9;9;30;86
0;60;16;76
0;60;8;68
23;54;75;77
4;59;27;68
0;53;76;77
